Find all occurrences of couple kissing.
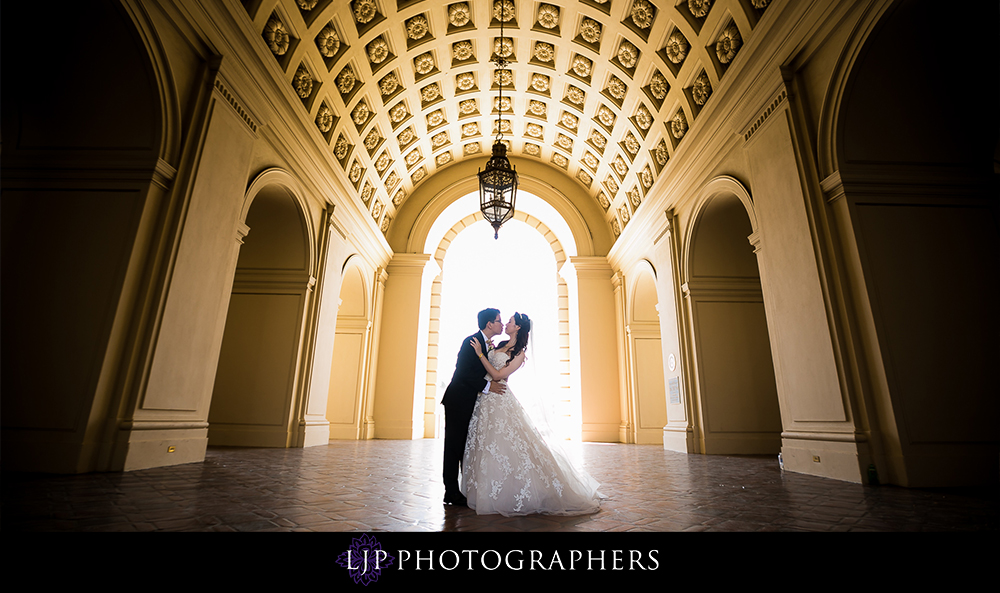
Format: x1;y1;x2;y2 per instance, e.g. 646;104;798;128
441;308;603;516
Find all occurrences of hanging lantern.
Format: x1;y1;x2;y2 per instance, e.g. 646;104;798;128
477;3;518;239
478;141;518;239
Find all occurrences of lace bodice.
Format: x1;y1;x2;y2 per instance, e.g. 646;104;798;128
486;349;511;383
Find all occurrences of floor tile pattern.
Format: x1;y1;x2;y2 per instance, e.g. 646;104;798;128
3;441;996;532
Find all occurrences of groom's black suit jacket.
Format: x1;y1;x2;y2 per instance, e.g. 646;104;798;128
442;332;489;407
441;331;489;496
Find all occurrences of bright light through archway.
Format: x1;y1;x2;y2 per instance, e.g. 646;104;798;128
437;218;569;439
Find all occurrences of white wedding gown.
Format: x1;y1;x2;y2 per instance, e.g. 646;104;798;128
461;349;603;516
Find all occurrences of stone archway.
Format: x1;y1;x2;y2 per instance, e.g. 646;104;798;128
421;210;575;439
0;0;180;473
622;261;668;445
815;0;1000;486
682;180;781;455
208;171;316;447
326;257;376;440
373;176;621;444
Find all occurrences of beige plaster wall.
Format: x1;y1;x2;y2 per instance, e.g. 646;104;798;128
851;202;999;484
301;218;357;446
209;292;306;445
1;189;148;472
571;258;622;442
685;194;781;454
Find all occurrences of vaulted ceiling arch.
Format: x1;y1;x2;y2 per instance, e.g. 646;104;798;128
242;0;774;242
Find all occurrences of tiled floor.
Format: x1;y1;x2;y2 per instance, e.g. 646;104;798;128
2;440;996;532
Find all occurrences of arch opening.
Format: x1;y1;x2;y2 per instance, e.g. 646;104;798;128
326;259;374;440
684;193;781;455
0;0;167;473
823;0;1000;485
625;263;668;445
421;203;582;442
208;184;314;448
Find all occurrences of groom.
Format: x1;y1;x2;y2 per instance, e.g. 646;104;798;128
441;308;506;506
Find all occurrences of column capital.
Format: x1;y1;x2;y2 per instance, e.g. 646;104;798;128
820;170;846;204
611;270;626;290
732;66;790;145
563;256;613;277
385;253;439;277
235;220;250;244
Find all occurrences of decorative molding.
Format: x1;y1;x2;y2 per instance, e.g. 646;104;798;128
820;170;846;204
740;87;787;143
213;77;259;135
716;24;742;64
236;220;251;244
118;420;210;430
682;277;764;300
822;166;993;200
664;29;689;64
781;431;869;443
152;158;177;190
233;269;314;288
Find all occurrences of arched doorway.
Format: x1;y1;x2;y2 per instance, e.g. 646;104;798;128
816;0;1000;485
208;177;315;447
683;186;781;455
326;258;375;440
0;0;169;472
624;262;668;445
428;215;571;439
374;166;621;445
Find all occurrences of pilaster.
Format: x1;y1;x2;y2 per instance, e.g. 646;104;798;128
562;257;621;442
109;59;260;471
372;254;440;439
738;67;866;482
363;266;389;440
297;208;341;448
652;215;697;453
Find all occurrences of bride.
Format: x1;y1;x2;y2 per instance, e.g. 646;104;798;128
461;312;603;516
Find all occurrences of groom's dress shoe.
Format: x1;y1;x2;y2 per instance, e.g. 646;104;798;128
443;493;468;506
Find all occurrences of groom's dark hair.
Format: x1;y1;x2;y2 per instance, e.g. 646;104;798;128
478;308;500;330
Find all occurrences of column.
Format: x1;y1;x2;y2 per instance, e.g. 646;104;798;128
562;257;621;442
737;70;865;482
372;254;440;439
650;216;696;452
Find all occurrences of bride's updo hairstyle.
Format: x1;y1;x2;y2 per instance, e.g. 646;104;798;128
505;312;531;365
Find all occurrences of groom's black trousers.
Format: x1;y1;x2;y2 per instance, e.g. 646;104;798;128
442;394;477;497
441;332;488;497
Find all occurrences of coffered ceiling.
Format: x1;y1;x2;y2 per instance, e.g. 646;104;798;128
240;0;772;238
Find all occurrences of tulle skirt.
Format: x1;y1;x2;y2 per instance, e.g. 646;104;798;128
460;388;603;517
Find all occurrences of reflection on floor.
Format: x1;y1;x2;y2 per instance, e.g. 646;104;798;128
3;440;996;531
